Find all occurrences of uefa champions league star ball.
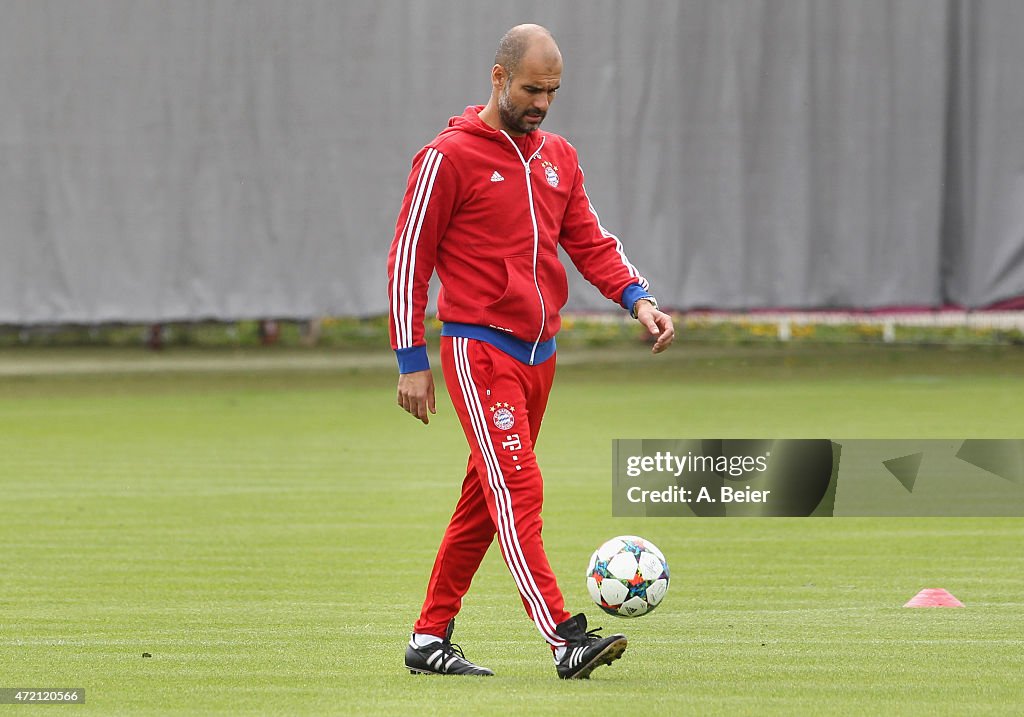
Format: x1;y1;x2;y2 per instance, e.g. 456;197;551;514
586;535;670;617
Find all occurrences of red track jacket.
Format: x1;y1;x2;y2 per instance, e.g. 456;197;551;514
388;106;651;373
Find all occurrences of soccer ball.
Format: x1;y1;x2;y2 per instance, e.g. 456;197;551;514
586;535;670;617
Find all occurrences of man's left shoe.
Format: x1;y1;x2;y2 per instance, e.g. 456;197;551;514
405;619;495;676
554;613;627;679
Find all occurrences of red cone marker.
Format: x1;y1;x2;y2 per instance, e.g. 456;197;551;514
903;588;964;607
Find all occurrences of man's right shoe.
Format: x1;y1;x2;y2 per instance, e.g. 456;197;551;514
554;613;627;679
405;619;494;676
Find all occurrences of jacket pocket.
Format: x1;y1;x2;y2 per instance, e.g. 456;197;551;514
484;252;568;337
484;253;541;335
535;252;569;313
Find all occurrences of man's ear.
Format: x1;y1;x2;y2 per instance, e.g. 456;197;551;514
491;64;507;93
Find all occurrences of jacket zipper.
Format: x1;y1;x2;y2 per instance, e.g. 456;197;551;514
501;132;547;365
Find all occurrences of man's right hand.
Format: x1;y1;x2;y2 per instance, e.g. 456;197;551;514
397;369;436;425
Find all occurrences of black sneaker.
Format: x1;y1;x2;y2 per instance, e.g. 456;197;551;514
554;613;627;679
405;619;494;676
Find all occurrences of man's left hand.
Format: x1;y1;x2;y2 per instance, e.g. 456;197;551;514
636;301;675;353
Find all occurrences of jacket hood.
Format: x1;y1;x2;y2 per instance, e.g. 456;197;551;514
441;105;544;153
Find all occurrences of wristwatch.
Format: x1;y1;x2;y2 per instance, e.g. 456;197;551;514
631;296;659;319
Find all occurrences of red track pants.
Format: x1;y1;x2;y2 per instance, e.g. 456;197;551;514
413;336;572;647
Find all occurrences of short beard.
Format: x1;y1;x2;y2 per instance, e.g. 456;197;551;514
498;81;544;134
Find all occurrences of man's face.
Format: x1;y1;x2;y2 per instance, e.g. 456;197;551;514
497;50;561;135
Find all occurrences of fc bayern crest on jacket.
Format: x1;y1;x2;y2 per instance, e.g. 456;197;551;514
490;402;516;430
541;161;559;188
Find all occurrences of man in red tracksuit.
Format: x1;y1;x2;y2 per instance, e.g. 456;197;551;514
388;24;675;679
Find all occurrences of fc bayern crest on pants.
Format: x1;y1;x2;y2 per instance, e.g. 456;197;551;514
490;402;516;430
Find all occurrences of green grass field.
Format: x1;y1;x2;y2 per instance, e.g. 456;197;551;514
2;343;1023;715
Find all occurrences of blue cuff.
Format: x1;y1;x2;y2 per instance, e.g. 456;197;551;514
621;283;654;314
395;346;430;374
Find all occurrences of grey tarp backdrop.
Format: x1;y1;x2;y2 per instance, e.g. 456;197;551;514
1;0;1022;323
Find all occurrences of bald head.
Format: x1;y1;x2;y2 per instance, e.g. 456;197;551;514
479;24;563;136
494;24;561;79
